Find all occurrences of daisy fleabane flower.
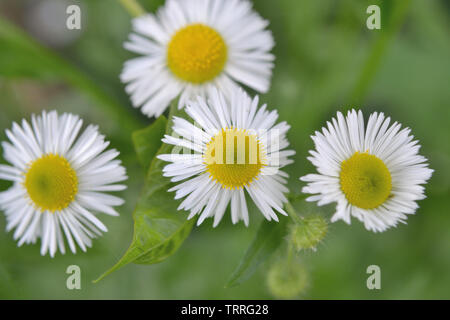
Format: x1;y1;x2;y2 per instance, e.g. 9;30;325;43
158;88;294;226
300;109;433;232
0;111;127;257
121;0;274;118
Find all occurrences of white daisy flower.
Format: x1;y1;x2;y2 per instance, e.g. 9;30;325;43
158;88;294;226
300;109;433;232
0;111;127;257
121;0;275;118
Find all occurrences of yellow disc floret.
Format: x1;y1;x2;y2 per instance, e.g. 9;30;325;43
24;154;78;212
204;128;265;190
340;152;392;209
167;23;227;83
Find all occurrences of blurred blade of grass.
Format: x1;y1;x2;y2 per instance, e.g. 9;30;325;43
0;81;23;122
119;0;146;17
0;16;144;134
350;0;412;105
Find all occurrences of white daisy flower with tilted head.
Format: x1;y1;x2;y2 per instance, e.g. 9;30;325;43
300;109;433;232
121;0;274;118
158;88;294;226
0;111;127;257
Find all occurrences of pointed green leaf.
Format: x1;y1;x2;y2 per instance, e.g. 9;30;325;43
225;217;289;288
94;103;194;282
132;117;167;171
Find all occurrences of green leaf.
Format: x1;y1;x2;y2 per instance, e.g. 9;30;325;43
0;16;143;133
140;0;165;12
225;217;289;288
94;102;194;282
132;117;167;171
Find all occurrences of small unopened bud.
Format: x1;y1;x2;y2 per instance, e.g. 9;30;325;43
267;258;309;299
290;215;328;251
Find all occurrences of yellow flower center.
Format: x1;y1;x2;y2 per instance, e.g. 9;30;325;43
24;154;78;212
204;128;265;190
340;152;392;209
167;23;227;83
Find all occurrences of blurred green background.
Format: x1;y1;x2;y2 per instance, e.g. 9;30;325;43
0;0;449;299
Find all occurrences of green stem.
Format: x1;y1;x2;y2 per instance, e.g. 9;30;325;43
287;193;307;203
119;0;146;17
350;0;411;105
286;239;296;265
285;201;303;225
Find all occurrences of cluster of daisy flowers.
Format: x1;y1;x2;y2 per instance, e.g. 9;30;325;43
0;0;433;257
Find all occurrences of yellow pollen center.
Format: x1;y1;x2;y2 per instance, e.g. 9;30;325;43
204;128;265;190
24;154;78;212
167;23;227;83
340;152;392;209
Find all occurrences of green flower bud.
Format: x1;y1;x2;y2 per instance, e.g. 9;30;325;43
290;215;328;251
267;258;309;299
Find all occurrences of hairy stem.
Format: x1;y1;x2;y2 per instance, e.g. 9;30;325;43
285;201;303;225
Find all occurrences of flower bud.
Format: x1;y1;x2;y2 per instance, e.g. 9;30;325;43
267;258;309;299
290;215;328;251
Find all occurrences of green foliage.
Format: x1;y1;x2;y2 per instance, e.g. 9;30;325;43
0;17;143;133
226;198;328;290
350;0;412;105
132;117;168;172
119;0;147;17
0;0;449;299
226;217;289;288
94;103;194;282
141;0;165;12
